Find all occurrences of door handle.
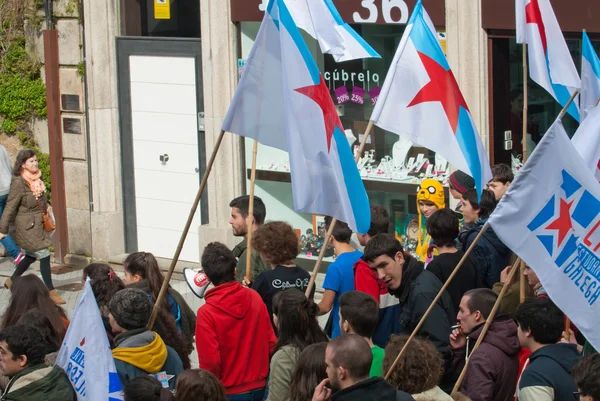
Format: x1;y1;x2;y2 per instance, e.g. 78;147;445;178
159;154;169;163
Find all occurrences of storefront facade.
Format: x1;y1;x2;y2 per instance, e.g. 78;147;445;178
77;0;600;263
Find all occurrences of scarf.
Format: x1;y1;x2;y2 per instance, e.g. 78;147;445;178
21;169;46;199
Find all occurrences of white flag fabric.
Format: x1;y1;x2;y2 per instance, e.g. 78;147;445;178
581;31;600;121
515;0;581;121
285;0;380;62
370;0;492;197
572;104;600;180
488;119;600;351
56;280;124;401
222;0;371;233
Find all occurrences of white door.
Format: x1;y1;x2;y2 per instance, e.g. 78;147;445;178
129;55;201;263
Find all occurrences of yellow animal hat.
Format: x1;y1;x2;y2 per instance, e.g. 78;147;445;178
416;179;445;211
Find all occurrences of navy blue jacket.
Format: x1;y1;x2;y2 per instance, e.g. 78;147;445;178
461;217;511;288
517;343;581;401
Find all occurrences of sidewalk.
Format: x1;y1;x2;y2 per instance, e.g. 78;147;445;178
0;257;329;368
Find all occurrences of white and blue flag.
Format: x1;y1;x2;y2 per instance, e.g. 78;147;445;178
285;0;380;62
488;119;600;351
580;31;600;121
56;280;123;401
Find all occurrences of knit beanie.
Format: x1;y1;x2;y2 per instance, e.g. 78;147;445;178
449;170;475;194
109;288;152;330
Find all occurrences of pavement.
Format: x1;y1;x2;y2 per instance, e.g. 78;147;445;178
0;257;329;368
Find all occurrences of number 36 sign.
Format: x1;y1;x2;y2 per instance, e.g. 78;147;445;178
257;0;410;24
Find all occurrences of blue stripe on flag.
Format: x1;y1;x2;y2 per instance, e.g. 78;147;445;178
553;82;580;122
408;2;449;71
333;127;370;233
340;24;381;58
583;31;600;80
455;108;484;199
527;195;555;231
323;0;344;24
276;0;320;84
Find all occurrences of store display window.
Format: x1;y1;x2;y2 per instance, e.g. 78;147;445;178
239;22;449;267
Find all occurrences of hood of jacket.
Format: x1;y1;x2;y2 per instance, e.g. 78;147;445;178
3;364;76;401
204;281;252;320
468;315;521;357
112;330;168;374
390;255;423;303
471;218;510;255
529;343;581;373
332;377;405;401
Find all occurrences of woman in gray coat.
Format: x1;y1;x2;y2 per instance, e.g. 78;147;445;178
0;149;64;304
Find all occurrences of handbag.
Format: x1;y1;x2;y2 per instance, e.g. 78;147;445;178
36;198;56;232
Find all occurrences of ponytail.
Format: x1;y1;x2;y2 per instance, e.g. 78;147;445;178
124;252;170;313
272;289;329;354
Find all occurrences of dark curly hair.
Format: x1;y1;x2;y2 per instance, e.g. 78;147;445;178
0;325;46;366
382;334;444;394
253;221;299;265
176;369;227;401
124;376;175;401
82;263;125;313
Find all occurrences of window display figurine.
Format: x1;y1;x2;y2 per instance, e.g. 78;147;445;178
392;137;413;169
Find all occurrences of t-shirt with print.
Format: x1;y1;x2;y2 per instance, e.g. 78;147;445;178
322;250;362;338
251;265;314;325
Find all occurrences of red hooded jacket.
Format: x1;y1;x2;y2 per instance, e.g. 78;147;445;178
196;281;277;394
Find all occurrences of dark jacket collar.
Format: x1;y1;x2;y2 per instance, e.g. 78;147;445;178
390;254;423;303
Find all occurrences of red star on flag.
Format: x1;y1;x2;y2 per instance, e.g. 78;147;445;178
526;0;547;53
407;52;469;133
546;198;574;246
295;76;343;151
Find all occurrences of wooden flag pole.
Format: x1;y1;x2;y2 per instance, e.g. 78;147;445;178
305;121;375;297
564;317;571;341
519;43;529;304
558;90;580;120
519;259;526;303
245;140;260;282
384;223;491;380
595;97;600;108
147;129;227;329
522;43;529;162
451;257;522;396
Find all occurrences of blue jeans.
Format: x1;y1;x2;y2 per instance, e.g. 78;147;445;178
227;389;265;401
0;195;20;259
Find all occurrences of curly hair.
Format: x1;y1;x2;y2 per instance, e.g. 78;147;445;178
82;263;125;313
382;334;444;394
176;369;227;401
252;221;299;265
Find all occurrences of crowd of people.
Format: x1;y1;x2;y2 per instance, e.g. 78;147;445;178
0;155;598;401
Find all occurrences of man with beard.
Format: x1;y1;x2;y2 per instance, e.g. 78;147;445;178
449;289;520;401
311;334;414;401
229;195;268;282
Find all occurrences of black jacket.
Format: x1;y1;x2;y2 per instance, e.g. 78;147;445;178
461;218;511;288
390;256;455;355
517;343;580;401
331;377;414;401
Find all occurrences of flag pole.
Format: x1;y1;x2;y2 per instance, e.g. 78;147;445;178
451;256;522;396
520;43;529;304
558;90;580;120
384;223;492;380
522;43;529;162
564;317;571;341
305;120;375;297
519;259;526;303
245;140;259;282
147;129;227;329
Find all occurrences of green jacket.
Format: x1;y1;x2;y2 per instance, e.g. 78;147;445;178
0;177;52;251
233;238;269;282
1;364;76;401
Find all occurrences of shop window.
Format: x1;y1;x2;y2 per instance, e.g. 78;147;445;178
490;37;599;166
239;22;450;268
121;0;200;37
